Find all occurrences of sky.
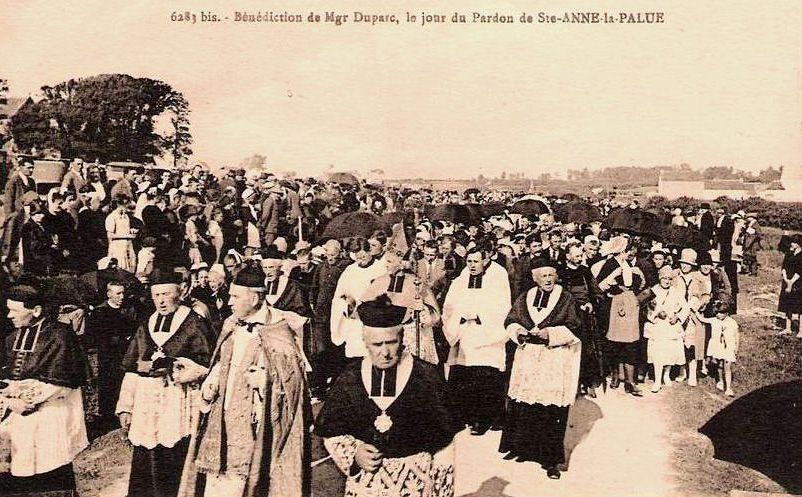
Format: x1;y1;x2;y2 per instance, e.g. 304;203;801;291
2;0;801;179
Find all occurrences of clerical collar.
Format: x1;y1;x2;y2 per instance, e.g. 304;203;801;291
13;319;45;353
388;272;405;293
236;304;269;331
533;288;551;310
468;273;483;289
154;311;175;333
370;365;397;397
107;300;122;309
265;278;280;295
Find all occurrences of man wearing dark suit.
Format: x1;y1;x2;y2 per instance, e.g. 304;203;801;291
714;207;738;312
546;230;565;269
4;159;37;217
698;203;715;249
60;158;86;196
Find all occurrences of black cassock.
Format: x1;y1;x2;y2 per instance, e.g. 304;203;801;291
315;355;460;497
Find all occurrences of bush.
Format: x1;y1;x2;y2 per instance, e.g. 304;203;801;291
645;196;802;232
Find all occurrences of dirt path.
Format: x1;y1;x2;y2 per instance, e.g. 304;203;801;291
79;385;683;497
454;386;683;497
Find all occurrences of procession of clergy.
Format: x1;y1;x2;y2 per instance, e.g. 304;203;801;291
0;163;759;497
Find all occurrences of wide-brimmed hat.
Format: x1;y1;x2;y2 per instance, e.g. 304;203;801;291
291;240;312;255
697;251;713;266
678;248;698;266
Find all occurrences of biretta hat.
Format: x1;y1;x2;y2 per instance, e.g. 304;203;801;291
357;296;407;329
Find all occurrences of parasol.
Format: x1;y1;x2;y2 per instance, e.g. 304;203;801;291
464;187;480;196
553;201;602;224
321;211;385;240
510;199;550;217
699;380;802;493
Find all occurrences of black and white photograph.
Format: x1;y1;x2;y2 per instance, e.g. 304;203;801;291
1;1;801;496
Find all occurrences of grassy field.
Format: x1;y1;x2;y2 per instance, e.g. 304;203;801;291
664;240;802;496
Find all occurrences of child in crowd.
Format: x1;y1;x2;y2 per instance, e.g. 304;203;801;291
699;301;739;397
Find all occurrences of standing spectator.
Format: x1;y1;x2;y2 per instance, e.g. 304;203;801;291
699;301;740;396
671;208;687;227
3;158;37;218
559;242;603;397
741;213;762;276
110;167;140;202
259;184;281;248
674;249;707;386
592;236;645;396
641;266;687;393
60;158;86;196
83;280;138;431
697;203;715;248
21;203;59;276
105;196;137;272
77;185;109;272
778;234;802;337
309;239;349;399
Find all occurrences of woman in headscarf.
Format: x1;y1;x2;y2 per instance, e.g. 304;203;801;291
591;235;646;396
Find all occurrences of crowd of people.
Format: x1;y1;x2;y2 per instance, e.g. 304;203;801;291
0;156;800;497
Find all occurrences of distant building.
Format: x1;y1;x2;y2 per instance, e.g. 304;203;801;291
761;164;802;202
0;96;32;123
657;171;764;200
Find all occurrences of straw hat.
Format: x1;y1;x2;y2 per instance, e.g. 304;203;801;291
677;248;698;266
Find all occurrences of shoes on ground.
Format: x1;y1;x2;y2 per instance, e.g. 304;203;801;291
546;466;561;479
624;383;643;397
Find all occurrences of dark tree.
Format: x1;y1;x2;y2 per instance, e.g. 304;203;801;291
10;74;192;163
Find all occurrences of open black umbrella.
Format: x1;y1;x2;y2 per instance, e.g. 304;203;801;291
425;204;480;225
463;203;487;221
510;199;549;217
326;172;359;185
554;201;602;224
662;225;709;251
321;211;384;240
699;380;802;493
480;202;507;218
464;187;480;196
381;210;416;231
603;207;663;239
